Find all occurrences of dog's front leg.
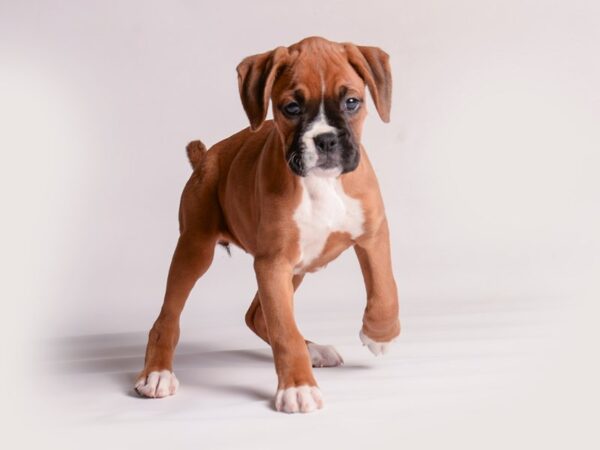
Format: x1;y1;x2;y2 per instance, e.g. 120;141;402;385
254;256;323;413
354;218;401;355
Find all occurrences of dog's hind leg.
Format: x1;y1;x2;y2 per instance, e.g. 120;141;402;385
135;169;220;398
245;275;344;368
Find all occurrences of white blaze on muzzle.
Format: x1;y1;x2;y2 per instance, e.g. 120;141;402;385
301;102;337;172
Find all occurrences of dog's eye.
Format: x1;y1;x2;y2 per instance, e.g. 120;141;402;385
344;97;361;112
283;101;302;116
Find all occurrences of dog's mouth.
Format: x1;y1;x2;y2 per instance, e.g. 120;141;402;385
286;141;359;177
286;148;342;177
310;153;344;178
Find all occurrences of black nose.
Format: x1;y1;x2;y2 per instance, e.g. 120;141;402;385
313;132;338;153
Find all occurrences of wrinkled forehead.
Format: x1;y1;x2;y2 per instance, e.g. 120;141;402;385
273;48;365;100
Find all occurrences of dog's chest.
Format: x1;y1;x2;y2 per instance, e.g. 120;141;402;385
293;176;364;273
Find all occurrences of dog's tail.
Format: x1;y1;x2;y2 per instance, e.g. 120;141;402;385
186;140;208;170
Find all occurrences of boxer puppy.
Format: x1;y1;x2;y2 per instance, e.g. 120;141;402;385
135;36;400;413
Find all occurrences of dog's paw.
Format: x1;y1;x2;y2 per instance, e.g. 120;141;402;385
359;330;395;356
275;385;323;413
135;370;179;398
307;342;344;367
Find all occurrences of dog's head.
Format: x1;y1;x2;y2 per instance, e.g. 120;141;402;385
236;36;392;177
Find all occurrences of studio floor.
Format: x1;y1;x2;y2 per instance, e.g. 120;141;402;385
30;295;583;450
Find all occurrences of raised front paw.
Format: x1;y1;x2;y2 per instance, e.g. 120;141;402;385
359;330;395;356
135;370;179;398
275;385;323;413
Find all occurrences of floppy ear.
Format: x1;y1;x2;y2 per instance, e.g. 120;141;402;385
344;44;392;122
236;46;289;131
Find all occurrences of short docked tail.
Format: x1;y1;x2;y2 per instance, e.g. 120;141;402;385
185;140;207;170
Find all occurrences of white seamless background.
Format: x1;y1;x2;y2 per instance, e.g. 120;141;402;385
1;1;598;449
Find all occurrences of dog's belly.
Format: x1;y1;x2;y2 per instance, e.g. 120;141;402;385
293;175;364;274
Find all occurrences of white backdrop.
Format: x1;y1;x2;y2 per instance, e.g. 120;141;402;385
1;1;599;449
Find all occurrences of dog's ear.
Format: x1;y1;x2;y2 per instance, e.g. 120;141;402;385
344;44;392;123
236;46;289;131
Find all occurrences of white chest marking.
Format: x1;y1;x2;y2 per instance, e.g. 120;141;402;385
293;174;364;273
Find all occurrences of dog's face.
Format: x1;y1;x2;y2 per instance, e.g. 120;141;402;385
237;37;392;177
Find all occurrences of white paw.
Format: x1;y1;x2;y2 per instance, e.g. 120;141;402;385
135;370;179;398
275;385;324;413
307;342;344;367
359;330;394;356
